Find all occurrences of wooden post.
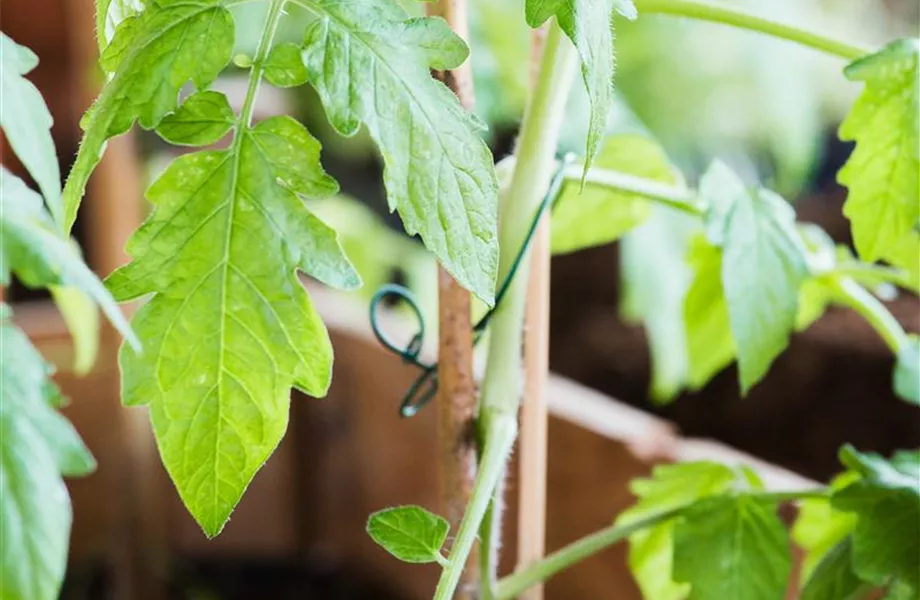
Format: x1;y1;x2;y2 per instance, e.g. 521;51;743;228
517;26;551;600
426;1;480;597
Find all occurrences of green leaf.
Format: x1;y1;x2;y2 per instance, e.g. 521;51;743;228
155;90;235;146
792;473;859;580
96;0;146;55
838;38;919;264
525;0;637;171
617;462;741;600
832;446;920;597
893;335;919;405
673;496;791;600
0;168;137;348
0;34;62;222
700;162;808;393
264;42;309;88
366;505;450;565
683;235;735;390
620;207;699;402
800;538;867;600
551;134;675;254
108;116;359;536
299;0;499;304
50;285;101;375
0;316;95;600
63;0;235;231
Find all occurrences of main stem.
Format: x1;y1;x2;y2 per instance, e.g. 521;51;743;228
432;22;578;600
633;0;870;61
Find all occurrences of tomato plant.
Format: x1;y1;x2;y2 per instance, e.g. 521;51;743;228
1;0;917;598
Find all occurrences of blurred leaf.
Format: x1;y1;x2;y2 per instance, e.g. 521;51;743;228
50;286;101;376
366;506;449;564
552;135;676;254
793;472;860;580
894;335;919;405
800;538;867;600
155;90;235;147
839;38;919;264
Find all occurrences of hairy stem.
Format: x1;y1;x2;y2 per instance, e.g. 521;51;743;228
563;164;704;215
633;0;870;61
431;22;578;600
827;277;910;353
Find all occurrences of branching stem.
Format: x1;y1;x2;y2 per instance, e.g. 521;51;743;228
563;164;704;215
633;0;870;61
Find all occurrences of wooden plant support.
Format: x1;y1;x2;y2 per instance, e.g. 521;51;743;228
427;0;480;597
517;26;551;600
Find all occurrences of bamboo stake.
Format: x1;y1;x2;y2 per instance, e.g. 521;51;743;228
426;1;480;597
516;26;551;600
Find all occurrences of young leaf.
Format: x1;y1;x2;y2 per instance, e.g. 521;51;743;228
263;42;309;88
800;538;867;600
63;0;235;231
893;335;919;405
683;236;735;390
617;462;740;600
838;38;919;264
700;162;808;393
673;496;791;600
0;316;95;600
524;0;638;171
0;33;62;222
108;116;359;536
299;0;499;304
50;285;101;375
832;447;920;597
0;168;137;348
551;134;675;254
366;505;450;565
155;90;235;147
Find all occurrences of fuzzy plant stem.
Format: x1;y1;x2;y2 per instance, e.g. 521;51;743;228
431;21;578;600
633;0;870;61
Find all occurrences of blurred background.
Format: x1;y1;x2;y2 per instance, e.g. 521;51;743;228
1;0;918;597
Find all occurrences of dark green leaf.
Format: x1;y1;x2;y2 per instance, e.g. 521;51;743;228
0;316;95;600
155;90;235;146
838;38;919;265
366;505;450;564
525;0;637;171
893;335;919;405
108;116;359;537
299;0;498;303
64;0;235;230
800;538;868;600
792;473;859;580
673;496;791;600
0;34;61;221
264;42;309;88
552;134;676;254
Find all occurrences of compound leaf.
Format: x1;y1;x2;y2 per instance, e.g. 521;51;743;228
366;505;450;564
0;315;95;600
64;0;235;231
525;0;637;171
0;34;61;222
838;38;919;264
673;496;791;600
108;116;359;536
552;134;676;254
299;0;498;304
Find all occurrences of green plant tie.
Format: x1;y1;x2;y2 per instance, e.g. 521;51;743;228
369;154;576;417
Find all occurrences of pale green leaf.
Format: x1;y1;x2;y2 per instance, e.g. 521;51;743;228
50;285;101;376
673;496;791;600
525;0;637;171
0;34;62;222
832;446;920;597
0;316;95;600
800;538;868;600
893;335;919;405
366;505;450;564
617;462;740;600
155;90;235;146
0;168;137;348
792;473;859;581
683;236;735;390
299;0;499;304
552;134;675;254
264;42;309;88
838;38;920;264
96;0;146;55
64;0;235;231
108;116;359;536
700;162;808;393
